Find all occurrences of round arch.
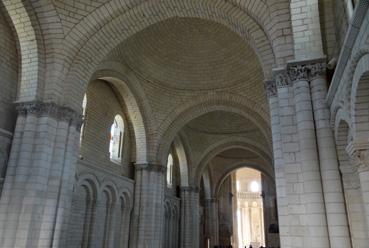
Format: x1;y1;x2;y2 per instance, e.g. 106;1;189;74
194;138;273;186
350;52;369;143
172;135;190;187
156;96;271;164
89;63;149;164
201;167;213;200
56;0;281;110
214;162;274;199
1;0;45;101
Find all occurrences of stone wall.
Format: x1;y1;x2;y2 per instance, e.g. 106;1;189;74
0;6;18;192
80;80;133;177
66;161;134;248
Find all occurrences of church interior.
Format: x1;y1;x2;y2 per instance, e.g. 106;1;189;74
0;0;369;247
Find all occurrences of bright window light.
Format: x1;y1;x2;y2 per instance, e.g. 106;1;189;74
250;181;259;192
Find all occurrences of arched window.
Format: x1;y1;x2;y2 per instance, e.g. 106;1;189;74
79;94;87;146
109;115;124;162
167;154;174;187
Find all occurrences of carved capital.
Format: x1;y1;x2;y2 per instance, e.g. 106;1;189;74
288;64;309;82
274;70;290;88
286;58;326;83
15;101;82;128
309;61;326;79
135;163;166;173
264;80;276;97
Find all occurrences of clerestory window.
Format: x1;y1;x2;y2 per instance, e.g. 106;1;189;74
109;115;124;163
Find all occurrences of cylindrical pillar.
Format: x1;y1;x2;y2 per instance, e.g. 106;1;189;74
347;145;369;235
290;64;330;248
129;164;165;247
309;61;352;248
264;78;290;248
205;198;219;247
0;102;81;248
180;187;200;248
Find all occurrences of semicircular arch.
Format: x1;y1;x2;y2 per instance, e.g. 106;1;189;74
58;0;277;110
89;63;150;164
156;95;271;164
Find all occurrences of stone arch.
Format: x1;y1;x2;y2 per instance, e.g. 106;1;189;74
350;52;369;143
120;190;133;209
89;63;149;164
77;174;100;197
336;119;352;168
334;108;351;140
72;174;100;247
214;162;274;198
202;168;213;200
335;118;369;245
194;138;272;186
341;47;369;114
1;0;46;101
116;189;133;247
172;135;190;187
156;94;271;164
100;181;119;204
58;0;280;109
99;182;119;247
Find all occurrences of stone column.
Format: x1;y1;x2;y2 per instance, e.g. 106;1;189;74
180;186;200;248
0;128;12;193
121;205;132;248
0;101;81;248
309;60;352;248
129;164;166;248
289;63;330;247
205;198;219;247
346;142;369;234
264;78;290;248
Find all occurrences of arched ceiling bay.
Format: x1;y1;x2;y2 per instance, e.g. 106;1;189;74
186;111;259;135
110;17;264;91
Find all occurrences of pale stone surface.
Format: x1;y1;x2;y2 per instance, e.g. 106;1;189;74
0;0;368;247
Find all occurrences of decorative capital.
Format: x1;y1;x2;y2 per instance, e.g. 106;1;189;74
286;58;326;83
346;141;369;171
264;80;276;97
274;70;290;88
288;64;309;82
15;101;82;128
135;163;166;173
309;61;326;79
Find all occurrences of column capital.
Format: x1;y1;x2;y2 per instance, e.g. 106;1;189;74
180;186;199;193
135;163;166;173
15;101;82;128
309;60;326;79
274;68;291;88
287;57;326;82
287;63;309;82
346;141;369;171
